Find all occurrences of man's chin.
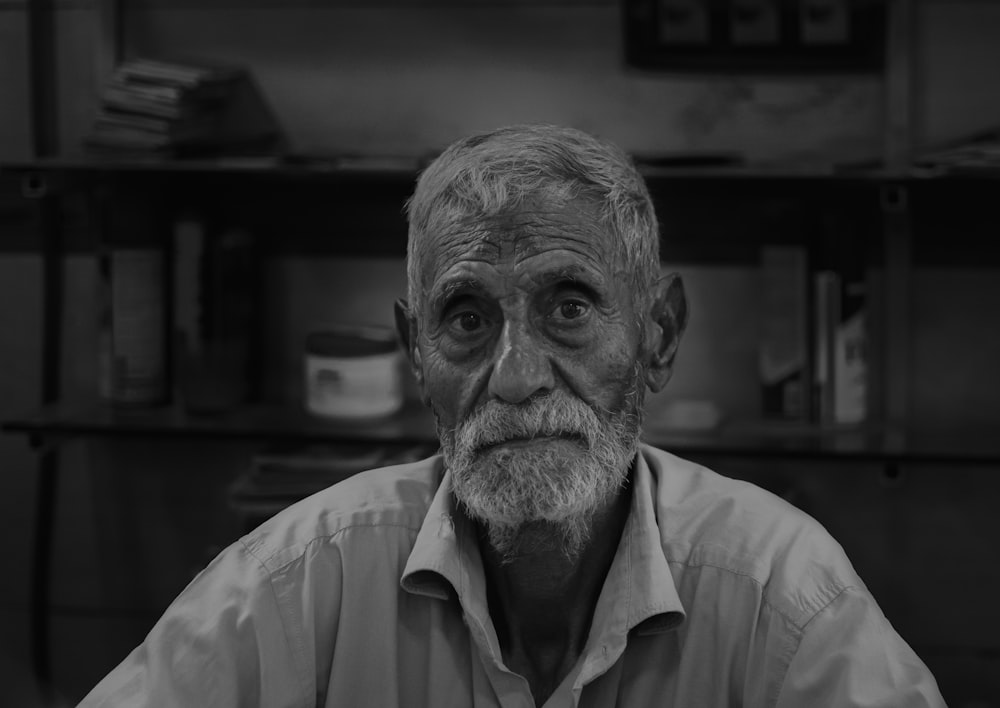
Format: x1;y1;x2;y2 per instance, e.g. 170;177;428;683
478;514;593;564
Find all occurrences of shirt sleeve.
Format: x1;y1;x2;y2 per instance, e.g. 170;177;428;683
77;539;309;708
775;586;948;708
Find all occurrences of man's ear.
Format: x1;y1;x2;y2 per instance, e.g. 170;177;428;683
643;273;688;393
394;299;426;396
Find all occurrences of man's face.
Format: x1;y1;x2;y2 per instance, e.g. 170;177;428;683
411;196;649;560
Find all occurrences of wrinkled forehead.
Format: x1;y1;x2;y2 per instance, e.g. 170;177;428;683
419;195;617;275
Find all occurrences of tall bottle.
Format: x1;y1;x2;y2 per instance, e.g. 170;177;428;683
97;187;168;407
172;211;259;414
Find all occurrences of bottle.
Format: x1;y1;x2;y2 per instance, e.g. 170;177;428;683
97;245;168;406
172;214;258;414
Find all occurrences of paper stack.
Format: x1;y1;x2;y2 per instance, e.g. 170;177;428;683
84;57;276;156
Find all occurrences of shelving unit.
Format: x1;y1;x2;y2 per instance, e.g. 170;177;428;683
0;160;873;683
11;142;1000;703
3;155;996;681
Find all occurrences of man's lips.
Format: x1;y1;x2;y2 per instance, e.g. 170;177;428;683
477;432;587;452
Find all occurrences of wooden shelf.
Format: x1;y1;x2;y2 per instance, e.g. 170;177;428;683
5;400;1000;465
0;154;425;184
9;153;999;179
1;399;438;447
0;153;903;182
643;419;1000;465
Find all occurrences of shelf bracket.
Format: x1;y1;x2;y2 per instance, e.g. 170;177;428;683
880;182;912;434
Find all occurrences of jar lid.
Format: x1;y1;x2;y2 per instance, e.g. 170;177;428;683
305;325;398;358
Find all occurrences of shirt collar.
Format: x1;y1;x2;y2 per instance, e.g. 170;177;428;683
400;457;493;623
612;445;686;637
400;446;686;643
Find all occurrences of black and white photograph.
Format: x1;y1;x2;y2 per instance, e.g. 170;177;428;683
0;0;997;705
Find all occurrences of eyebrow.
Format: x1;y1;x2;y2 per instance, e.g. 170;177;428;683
531;264;606;291
429;278;486;313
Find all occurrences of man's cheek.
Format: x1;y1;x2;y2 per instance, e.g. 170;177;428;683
557;362;634;412
419;356;467;422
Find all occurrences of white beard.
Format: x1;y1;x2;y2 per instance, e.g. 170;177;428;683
439;380;643;563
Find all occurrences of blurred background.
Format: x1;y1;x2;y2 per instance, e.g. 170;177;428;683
1;0;999;705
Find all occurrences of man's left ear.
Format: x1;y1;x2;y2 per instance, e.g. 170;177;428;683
643;273;688;393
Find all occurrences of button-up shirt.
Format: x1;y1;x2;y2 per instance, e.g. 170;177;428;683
80;444;946;707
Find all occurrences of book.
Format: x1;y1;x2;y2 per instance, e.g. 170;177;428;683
106;76;187;104
114;57;243;90
813;269;838;424
101;86;207;121
93;108;221;142
832;277;867;425
812;269;867;426
85;126;175;151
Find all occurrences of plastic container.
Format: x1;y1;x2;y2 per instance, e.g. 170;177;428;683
304;325;404;420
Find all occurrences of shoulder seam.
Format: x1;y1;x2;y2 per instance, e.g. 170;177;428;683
773;585;858;703
251;521;423;573
666;556;850;631
238;538;313;706
799;584;856;632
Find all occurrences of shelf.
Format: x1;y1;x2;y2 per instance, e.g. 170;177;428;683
6;156;1000;206
642;419;1000;466
5;400;1000;465
1;400;439;447
0;154;425;184
0;153;905;182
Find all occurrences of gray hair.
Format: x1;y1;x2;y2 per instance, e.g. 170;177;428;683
404;124;660;316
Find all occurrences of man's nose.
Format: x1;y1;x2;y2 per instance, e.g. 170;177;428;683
487;320;554;404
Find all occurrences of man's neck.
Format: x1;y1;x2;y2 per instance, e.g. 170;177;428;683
479;482;632;705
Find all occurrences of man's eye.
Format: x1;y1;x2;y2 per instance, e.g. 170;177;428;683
452;311;486;332
554;299;589;321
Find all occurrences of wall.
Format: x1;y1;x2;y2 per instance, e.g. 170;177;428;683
917;0;1000;148
2;0;1000;704
122;3;881;164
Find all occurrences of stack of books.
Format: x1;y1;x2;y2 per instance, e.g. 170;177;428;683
914;131;1000;175
85;57;274;156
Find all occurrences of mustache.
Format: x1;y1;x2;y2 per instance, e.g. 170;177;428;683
454;392;606;454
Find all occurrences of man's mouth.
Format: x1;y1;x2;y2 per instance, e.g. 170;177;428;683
478;432;587;453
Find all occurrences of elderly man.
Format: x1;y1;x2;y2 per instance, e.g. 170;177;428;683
81;124;944;707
